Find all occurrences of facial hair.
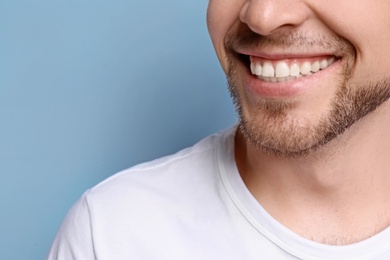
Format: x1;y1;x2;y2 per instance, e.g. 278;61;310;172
225;26;390;158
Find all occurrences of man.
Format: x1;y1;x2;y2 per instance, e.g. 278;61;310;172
48;1;390;259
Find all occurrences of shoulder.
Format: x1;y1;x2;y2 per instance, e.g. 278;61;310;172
84;125;237;206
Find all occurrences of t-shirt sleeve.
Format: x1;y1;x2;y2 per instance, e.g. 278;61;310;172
47;191;96;260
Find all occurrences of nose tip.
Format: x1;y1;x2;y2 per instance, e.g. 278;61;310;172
239;0;310;36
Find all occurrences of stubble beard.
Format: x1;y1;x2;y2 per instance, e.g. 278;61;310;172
225;28;390;158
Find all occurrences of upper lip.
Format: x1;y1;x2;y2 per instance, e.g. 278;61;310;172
234;45;339;60
237;49;336;60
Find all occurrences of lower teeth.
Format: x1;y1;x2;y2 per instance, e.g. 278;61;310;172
260;75;305;82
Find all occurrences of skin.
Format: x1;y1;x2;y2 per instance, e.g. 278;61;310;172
207;0;390;245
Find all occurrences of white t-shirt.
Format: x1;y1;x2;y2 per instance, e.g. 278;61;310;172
48;126;390;260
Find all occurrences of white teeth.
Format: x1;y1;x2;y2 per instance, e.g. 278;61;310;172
320;59;328;69
250;62;256;75
275;62;290;77
311;61;320;72
290;63;300;77
250;57;336;82
255;63;262;76
300;62;311;75
262;62;275;77
328;57;335;66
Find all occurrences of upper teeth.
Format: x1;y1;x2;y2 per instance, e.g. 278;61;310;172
250;57;335;82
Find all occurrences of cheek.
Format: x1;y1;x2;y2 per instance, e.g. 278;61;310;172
206;2;221;50
310;2;390;83
312;2;390;60
207;0;244;70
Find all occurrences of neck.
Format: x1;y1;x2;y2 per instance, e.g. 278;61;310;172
235;105;390;245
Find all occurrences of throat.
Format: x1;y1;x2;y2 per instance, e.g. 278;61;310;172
293;216;390;246
234;122;390;246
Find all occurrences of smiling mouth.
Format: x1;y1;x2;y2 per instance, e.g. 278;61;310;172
242;55;338;83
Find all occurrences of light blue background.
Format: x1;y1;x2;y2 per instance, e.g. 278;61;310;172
1;0;236;259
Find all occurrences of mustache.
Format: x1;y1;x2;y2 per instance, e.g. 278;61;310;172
224;24;354;56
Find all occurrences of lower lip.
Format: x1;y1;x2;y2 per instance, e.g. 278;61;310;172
244;61;341;98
